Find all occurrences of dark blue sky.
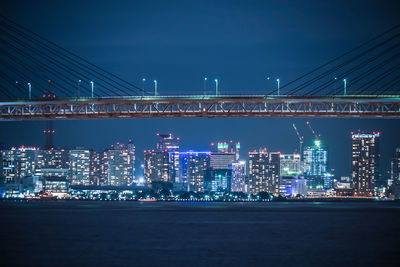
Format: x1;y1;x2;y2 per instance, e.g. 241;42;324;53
1;0;399;177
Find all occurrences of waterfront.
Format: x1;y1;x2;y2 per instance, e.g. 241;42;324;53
1;201;399;266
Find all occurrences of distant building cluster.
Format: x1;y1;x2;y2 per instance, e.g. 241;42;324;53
1;131;399;200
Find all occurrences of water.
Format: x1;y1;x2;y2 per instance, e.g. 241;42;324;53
1;201;399;266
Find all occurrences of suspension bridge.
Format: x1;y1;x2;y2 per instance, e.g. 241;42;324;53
0;15;399;120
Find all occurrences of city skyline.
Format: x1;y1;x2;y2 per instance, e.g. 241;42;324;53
1;1;400;266
0;0;399;180
1;121;398;178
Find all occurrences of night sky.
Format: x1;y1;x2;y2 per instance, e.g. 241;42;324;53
1;0;399;177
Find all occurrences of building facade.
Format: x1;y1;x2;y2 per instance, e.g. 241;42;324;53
230;160;246;192
69;149;90;185
204;169;232;192
391;148;400;182
144;150;170;184
248;149;280;196
180;151;210;192
352;133;380;197
107;145;132;186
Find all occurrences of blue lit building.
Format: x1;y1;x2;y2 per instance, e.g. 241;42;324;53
303;140;328;189
179;151;210;191
204;169;232;192
279;176;307;197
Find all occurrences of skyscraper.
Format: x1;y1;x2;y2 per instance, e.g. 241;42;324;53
107;143;132;186
180;151;210;192
127;139;136;182
248;149;280;196
352;132;380;197
391;148;400;182
69;149;90;185
230;160;246;192
89;151;103;185
303;140;328;189
157;133;180;182
144;149;170;184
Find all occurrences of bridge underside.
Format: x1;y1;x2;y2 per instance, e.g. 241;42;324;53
1;96;400;120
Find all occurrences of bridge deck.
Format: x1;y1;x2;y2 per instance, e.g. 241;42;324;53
1;95;399;120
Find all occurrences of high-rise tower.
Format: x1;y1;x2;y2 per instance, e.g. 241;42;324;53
352;132;380;197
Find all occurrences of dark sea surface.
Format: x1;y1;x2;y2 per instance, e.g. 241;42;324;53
1;200;399;266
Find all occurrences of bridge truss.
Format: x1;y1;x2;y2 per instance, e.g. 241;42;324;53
1;95;399;120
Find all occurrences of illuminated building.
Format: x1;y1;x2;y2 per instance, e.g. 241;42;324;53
211;141;240;160
69;149;90;185
144;149;169;184
391;148;400;182
37;148;69;169
303;140;328;189
334;180;353;196
0;146;39;184
230;161;246;192
157;133;180;182
303;140;327;176
179;151;210;192
280;153;302;176
107;143;132;186
279;176;307;197
42;176;69;197
248;148;280;196
38;168;69;178
204;169;232;192
89;151;104;185
210;152;235;170
127;139;136;182
352;132;380;197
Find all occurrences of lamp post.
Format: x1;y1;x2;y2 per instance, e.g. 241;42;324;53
142;78;146;96
27;82;31;99
154;80;157;96
214;79;218;96
90;81;94;98
277;78;280;96
77;79;82;98
204;77;207;95
343;78;347;95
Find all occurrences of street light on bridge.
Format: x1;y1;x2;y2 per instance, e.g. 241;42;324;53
90;81;94;98
77;80;82;98
27;82;31;99
343;78;347;95
142;78;146;96
214;79;219;96
204;77;207;95
277;78;280;96
154;80;158;96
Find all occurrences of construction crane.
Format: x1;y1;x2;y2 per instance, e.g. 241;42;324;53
306;121;320;140
306;121;322;148
292;123;304;156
